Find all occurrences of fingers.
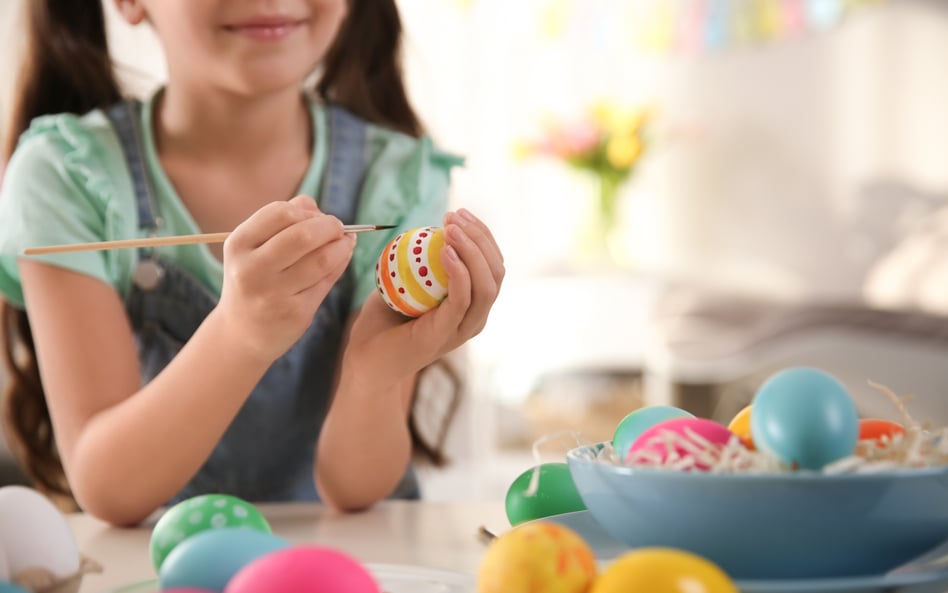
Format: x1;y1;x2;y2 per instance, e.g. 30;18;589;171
289;194;319;213
446;209;505;287
282;233;356;294
255;214;346;272
419;244;472;337
226;196;320;250
441;210;504;336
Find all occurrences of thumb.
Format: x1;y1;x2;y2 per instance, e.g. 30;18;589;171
289;194;320;213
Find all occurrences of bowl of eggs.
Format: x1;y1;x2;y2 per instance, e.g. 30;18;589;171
565;367;948;581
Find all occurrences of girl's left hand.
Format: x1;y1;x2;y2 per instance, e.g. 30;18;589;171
343;209;505;390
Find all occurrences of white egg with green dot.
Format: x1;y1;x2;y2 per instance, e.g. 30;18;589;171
150;494;271;571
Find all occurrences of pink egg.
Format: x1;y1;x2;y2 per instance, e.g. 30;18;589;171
162;589;215;593
628;417;740;470
224;546;380;593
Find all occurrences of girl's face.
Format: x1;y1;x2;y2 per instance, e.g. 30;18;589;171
118;0;347;96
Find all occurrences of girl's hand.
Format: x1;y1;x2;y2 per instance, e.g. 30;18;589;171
344;209;505;389
215;195;356;363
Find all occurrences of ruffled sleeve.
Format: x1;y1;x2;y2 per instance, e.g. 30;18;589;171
351;129;464;309
0;112;138;308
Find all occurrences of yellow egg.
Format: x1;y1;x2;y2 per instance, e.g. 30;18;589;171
478;522;596;593
375;227;448;318
591;548;738;593
727;404;755;450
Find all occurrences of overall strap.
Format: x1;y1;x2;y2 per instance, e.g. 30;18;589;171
320;105;368;224
105;100;161;233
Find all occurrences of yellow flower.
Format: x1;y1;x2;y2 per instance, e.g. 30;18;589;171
590;102;650;137
606;134;643;170
589;101;620;131
612;108;649;137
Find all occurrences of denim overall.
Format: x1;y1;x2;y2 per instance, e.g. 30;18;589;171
106;100;420;504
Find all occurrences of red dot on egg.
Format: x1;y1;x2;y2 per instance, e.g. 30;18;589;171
419;266;428;277
398;287;405;293
390;254;395;261
416;240;422;245
425;280;432;287
420;232;428;238
413;246;422;255
391;272;396;277
416;257;421;263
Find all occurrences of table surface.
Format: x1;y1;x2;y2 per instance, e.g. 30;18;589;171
68;500;509;592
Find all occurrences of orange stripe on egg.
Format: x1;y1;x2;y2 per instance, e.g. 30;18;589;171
380;239;423;317
427;229;448;287
396;230;440;310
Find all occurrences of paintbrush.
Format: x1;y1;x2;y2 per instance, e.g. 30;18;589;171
23;225;396;256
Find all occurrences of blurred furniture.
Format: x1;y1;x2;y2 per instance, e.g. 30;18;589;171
643;286;948;426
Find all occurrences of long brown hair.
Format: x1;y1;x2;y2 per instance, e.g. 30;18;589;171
1;0;120;508
1;0;457;506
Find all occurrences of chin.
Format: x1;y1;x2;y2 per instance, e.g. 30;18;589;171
226;66;315;98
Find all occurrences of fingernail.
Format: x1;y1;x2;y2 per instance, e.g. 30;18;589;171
447;224;467;242
443;246;459;262
459;209;477;223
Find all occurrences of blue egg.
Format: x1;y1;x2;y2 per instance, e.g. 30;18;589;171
159;527;290;592
751;367;859;470
0;583;30;593
612;405;695;462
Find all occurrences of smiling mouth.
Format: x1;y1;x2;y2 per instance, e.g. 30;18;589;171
223;19;305;41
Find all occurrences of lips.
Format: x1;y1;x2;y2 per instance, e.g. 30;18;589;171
223;17;305;41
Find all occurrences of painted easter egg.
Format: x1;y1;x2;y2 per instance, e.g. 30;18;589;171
159;528;289;592
225;546;381;593
478;522;597;593
727;405;756;450
151;494;271;572
612;405;695;462
590;548;738;593
375;227;448;317
505;463;586;526
751;367;859;470
628;417;739;470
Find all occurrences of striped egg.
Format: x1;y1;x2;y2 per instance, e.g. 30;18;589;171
375;227;448;317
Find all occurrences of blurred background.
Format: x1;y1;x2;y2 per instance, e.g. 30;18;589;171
3;0;948;501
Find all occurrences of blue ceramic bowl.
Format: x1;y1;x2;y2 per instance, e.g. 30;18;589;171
566;442;948;580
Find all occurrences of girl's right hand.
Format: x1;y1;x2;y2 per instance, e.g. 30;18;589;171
214;195;356;363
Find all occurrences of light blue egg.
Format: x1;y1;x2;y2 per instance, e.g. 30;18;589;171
751;367;859;470
0;583;30;593
612;405;695;462
159;527;289;592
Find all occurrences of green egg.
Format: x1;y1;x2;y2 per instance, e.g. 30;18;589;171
150;493;271;572
505;462;587;526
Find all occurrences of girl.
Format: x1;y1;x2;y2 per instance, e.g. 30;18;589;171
0;0;504;526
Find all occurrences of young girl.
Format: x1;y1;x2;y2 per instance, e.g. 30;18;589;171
0;0;504;526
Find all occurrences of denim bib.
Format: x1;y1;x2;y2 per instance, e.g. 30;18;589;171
106;100;419;504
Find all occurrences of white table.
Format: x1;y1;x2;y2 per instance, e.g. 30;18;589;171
68;501;509;592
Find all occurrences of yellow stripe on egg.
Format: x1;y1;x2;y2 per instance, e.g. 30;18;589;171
396;229;441;311
427;229;449;288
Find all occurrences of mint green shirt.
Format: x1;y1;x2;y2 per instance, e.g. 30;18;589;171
0;93;462;310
